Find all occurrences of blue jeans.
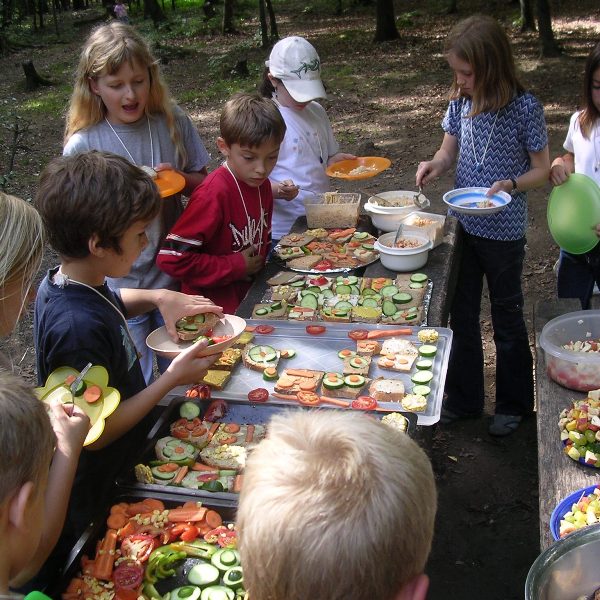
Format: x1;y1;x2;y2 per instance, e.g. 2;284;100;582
557;245;600;309
128;308;172;384
444;233;534;417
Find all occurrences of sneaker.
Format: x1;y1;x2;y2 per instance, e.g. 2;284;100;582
439;407;482;425
489;414;522;436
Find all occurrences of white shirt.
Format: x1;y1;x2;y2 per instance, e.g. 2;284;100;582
270;100;339;239
564;111;600;186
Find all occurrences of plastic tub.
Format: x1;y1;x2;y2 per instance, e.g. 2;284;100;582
374;232;431;272
525;525;600;599
550;485;600;541
398;211;446;248
539;310;600;391
364;202;414;232
303;192;360;229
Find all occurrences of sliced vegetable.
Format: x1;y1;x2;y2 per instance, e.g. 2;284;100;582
306;325;326;335
351;396;378;410
247;388;269;403
188;563;220;588
366;328;412;339
83;384;102;403
348;329;369;340
254;325;275;334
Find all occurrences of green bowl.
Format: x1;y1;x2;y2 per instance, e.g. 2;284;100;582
547;173;600;254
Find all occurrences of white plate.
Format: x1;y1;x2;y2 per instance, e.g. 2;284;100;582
443;187;511;215
146;314;247;359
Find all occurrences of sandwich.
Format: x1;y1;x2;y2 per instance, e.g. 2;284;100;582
155;436;200;462
252;301;288;319
279;232;316;247
170;417;210;447
201;369;231;390
351;305;382;324
287;306;316;321
266;271;305;286
342;355;371;376
274;368;324;395
377;353;417;372
356;339;382;356
369;378;405;402
211;347;242;371
276;246;306;261
175;312;220;341
321;372;370;399
286;254;323;270
242;344;281;372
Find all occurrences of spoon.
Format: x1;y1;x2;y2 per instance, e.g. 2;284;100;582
393;222;404;246
414;186;430;209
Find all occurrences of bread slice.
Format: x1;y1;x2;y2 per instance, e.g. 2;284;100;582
381;339;419;356
279;232;316;247
201;369;231;390
319;307;352;323
176;312;220;341
351;305;382;324
286;254;323;270
252;301;288;319
242;344;280;372
270;285;301;302
211;347;242;371
381;307;423;325
287;306;316;321
266;271;305;286
342;355;372;376
234;331;255;348
369;377;405;402
321;372;370;399
274;368;324;395
276;246;306;260
377;353;417;372
356;339;382;356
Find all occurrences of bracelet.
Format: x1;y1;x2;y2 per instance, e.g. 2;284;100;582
510;178;518;193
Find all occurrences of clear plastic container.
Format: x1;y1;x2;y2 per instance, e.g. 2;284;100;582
303;192;361;229
539;310;600;392
399;211;446;248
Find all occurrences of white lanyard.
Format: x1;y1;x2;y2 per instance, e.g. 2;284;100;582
105;115;154;167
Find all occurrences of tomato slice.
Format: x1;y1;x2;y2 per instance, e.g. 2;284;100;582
211;335;232;344
297;391;320;406
204;525;230;544
351;395;378;411
120;535;157;563
204;399;228;422
306;325;326;335
185;384;211;400
255;325;275;334
313;260;333;271
248;388;269;403
348;329;369;341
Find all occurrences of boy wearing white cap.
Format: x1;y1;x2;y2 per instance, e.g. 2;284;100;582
259;36;355;241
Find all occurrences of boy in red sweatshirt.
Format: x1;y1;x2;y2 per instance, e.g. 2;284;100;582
157;93;287;313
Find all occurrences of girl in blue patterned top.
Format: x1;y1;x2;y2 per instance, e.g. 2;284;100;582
416;15;550;436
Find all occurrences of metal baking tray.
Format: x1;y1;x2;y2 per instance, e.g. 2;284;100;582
48;491;236;600
116;397;416;501
210;320;452;425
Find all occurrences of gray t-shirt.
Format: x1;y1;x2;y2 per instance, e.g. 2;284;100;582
63;107;210;291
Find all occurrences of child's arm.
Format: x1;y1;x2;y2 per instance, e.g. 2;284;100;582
11;402;90;586
416;134;459;187
488;146;550;196
327;152;356;166
120;288;223;342
549;152;575;186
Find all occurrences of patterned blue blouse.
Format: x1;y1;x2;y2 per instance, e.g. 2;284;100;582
442;92;547;240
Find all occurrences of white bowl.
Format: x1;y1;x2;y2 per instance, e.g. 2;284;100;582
374;232;432;272
366;190;423;213
364;202;414;232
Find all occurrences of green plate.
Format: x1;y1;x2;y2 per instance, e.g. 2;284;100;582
547;173;600;255
34;366;120;446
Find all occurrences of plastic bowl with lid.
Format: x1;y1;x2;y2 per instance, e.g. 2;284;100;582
365;191;422;214
374;232;432;272
525;525;600;599
364;202;414;232
539;310;600;392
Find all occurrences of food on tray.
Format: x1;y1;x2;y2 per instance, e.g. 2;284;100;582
266;271;305;286
270;284;299;302
557;485;600;538
234;331;255;347
212;347;243;371
287;254;323;270
381;412;410;432
201;370;232;390
321;372;370;398
278;232;316;247
369;378;405;402
369;194;414;207
356;339;382;355
351;305;382;324
274;368;324;394
176;312;220;341
155;436;200;462
287;306;316;320
418;328;440;343
252;301;288;319
276;246;306;260
402;393;428;412
558;390;600;467
242;344;280;372
200;423;266;471
342;355;371;376
377;338;419;372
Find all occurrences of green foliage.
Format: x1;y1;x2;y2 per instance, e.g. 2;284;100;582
396;10;420;28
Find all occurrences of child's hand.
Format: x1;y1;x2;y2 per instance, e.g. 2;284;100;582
157;291;224;342
49;400;90;457
549;162;570;186
276;180;299;201
327;153;356;166
242;246;265;276
154;162;175;172
166;338;218;385
487;180;513;196
416;160;443;187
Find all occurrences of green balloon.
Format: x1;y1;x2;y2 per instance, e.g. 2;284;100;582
547;173;600;254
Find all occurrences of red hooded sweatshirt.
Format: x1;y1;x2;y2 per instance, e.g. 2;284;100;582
157;165;272;313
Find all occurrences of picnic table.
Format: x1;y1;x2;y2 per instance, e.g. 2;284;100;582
534;298;600;550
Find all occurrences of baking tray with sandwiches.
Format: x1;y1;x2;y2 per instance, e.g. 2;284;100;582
48;491;240;600
116;396;416;501
253;271;433;326
199;319;451;426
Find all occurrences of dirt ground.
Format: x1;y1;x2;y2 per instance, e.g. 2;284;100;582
1;0;599;597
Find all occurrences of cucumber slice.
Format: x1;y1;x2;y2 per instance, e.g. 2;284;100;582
172;587;201;600
336;284;352;295
380;285;398;298
183;323;199;331
412;384;431;396
382;300;398;316
409;282;424;289
179;401;201;420
151;466;176;481
290;280;306;287
393;292;412;304
419;344;437;357
347;275;359;285
350;285;360;295
362;243;375;250
254;308;269;316
410;273;428;283
300;294;318;309
188;563;221;587
300;289;318;297
194;314;206;324
349;356;368;369
344;374;366;388
71;380;86;397
353;231;369;240
411;370;434;385
337;349;356;359
322;289;334;299
249;345;277;362
333;311;349;318
334;300;353;312
202;479;224;493
305;285;321;294
280;349;296;358
415;358;433;370
270;301;282;311
323;374;345;389
404;311;419;321
223;567;244;590
361;297;379;308
200;586;235;600
263;368;278;381
361;287;377;297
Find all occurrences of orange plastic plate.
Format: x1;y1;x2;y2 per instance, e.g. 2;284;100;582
155;169;186;198
326;157;392;180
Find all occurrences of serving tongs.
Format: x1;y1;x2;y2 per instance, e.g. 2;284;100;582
66;362;92;415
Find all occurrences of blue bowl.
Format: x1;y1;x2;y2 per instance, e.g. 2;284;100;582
550;484;600;541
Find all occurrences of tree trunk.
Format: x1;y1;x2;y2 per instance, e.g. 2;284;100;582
265;0;277;43
22;59;53;91
202;0;215;19
446;0;457;14
536;0;560;57
373;0;399;42
143;0;166;25
258;0;268;49
520;0;535;31
222;0;235;34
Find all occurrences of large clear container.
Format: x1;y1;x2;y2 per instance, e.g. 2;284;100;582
539;310;600;392
303;192;361;229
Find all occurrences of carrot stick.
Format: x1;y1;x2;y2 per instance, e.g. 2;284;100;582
206;422;220;442
366;328;412;339
142;498;165;512
172;466;189;485
168;506;208;523
319;396;351;408
191;462;219;472
233;474;244;493
245;425;255;444
117;521;137;540
106;512;128;530
285;369;319;378
92;529;118;581
204;510;223;529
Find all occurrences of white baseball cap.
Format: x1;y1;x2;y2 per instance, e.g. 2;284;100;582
266;36;327;103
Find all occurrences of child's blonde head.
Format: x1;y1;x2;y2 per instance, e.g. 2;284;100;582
220;92;286;148
65;22;187;165
0;370;56;505
237;410;437;600
446;15;524;115
0;192;44;327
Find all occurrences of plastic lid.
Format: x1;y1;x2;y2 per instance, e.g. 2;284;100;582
547;173;600;255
